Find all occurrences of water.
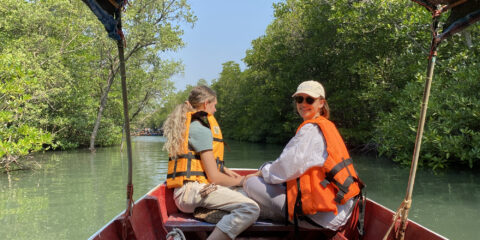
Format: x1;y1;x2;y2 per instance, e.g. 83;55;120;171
1;136;479;239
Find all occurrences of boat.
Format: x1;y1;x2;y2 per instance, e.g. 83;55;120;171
89;169;447;240
83;1;475;239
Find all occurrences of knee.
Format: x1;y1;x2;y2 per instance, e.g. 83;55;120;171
243;200;260;221
233;197;260;222
243;176;262;195
244;176;262;186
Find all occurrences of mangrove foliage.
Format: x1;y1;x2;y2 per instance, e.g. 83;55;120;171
2;0;479;171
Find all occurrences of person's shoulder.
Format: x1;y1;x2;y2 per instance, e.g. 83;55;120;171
189;120;213;151
191;120;208;128
299;123;319;132
297;123;323;139
190;120;211;135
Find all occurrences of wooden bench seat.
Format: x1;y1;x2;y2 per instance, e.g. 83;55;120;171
163;212;340;240
164;212;296;232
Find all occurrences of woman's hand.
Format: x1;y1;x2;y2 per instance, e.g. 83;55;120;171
239;171;261;187
241;171;262;187
224;167;242;178
224;167;249;187
245;170;262;180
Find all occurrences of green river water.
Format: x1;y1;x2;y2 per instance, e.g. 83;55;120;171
1;136;479;239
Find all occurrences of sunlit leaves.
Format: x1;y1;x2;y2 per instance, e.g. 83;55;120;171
375;25;480;169
0;53;53;170
1;0;194;170
213;0;479;169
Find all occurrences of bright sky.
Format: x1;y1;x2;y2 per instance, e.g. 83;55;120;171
167;0;280;91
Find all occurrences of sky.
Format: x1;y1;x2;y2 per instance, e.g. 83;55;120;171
166;0;280;91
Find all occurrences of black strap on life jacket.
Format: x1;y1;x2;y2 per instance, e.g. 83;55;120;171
320;157;356;203
357;190;366;239
167;152;205;180
168;153;201;161
284;185;289;226
293;178;303;238
166;171;206;179
216;157;225;173
354;176;366;239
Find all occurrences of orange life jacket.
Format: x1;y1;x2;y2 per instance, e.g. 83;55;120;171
166;111;225;189
286;116;361;220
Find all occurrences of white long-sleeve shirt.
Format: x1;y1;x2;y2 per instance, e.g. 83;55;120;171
260;123;354;231
261;123;328;184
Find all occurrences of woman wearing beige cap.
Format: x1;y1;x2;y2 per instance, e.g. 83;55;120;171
243;80;363;233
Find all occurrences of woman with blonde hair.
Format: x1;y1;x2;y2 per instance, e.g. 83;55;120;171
163;85;259;240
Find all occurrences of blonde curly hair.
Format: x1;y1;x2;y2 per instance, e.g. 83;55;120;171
162;86;217;156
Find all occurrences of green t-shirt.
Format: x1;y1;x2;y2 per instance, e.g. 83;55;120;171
188;121;213;152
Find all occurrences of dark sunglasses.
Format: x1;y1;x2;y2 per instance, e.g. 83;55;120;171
294;96;316;104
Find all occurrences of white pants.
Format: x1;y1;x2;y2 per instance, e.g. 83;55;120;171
173;182;260;239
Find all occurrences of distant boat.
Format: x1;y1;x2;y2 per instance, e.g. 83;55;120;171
89;169;447;240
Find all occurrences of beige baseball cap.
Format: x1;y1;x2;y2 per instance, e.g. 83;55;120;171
292;80;325;98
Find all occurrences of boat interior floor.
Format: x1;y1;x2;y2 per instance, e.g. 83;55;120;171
165;211;335;240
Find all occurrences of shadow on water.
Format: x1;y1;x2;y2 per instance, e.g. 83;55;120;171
0;136;478;239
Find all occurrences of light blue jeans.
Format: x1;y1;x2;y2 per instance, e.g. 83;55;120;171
174;181;260;239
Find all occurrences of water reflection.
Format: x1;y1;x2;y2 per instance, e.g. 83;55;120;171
0;136;478;239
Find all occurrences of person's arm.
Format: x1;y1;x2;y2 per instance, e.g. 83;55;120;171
261;124;328;184
223;166;242;178
189;121;244;186
200;150;244;187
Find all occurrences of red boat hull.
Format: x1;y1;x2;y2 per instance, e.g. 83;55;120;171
90;169;447;240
